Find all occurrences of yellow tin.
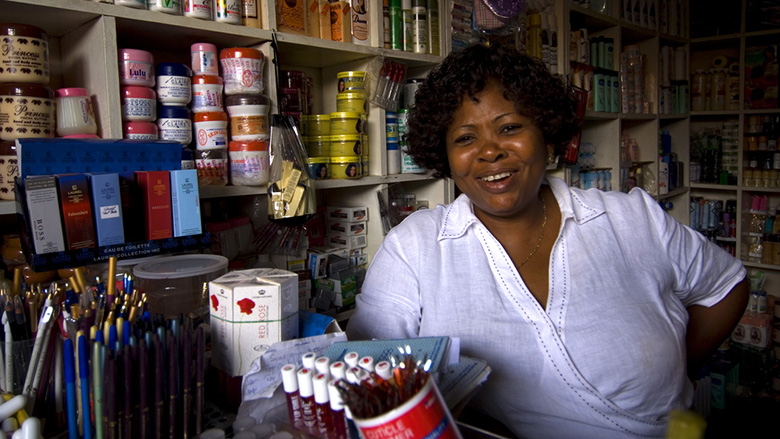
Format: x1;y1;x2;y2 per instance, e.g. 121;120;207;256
336;92;367;114
304;135;330;157
303;113;331;136
329;134;362;157
329;156;360;179
337;71;366;92
330;111;363;135
307;157;330;179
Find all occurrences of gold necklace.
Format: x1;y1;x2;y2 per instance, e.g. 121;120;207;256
518;195;547;269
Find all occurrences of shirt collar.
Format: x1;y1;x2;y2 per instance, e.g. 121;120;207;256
439;176;606;240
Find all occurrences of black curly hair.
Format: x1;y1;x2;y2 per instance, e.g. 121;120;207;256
404;43;583;178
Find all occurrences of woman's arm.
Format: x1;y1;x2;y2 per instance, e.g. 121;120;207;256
685;277;749;379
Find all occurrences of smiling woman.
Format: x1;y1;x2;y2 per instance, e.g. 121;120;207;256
346;43;749;438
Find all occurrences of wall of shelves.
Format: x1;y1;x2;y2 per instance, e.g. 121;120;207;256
0;0;455;264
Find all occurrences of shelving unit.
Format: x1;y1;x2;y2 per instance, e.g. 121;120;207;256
564;1;691;225
0;0;454;262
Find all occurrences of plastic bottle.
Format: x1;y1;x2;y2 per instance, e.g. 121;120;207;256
427;0;440;56
389;0;403;50
412;0;427;54
402;0;413;52
710;67;726;111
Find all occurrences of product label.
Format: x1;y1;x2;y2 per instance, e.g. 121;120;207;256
278;0;306;33
0;95;55;141
196;158;228;185
158;118;192;144
229;150;269;184
122;60;153;83
0;155;18;200
157;76;192;103
216;0;241;20
151;0;181;12
0;35;49;82
230;114;268;139
192;84;224;112
196;122;228;149
184;0;212;16
127;133;158;140
351;0;369;42
243;0;258;17
192;52;218;75
122;97;155;119
220;57;262;94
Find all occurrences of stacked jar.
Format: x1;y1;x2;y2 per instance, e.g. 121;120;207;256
190;43;228;186
120;48;159;140
330;70;368;179
157;61;194;177
0;23;56;201
302;114;331;179
219;46;269;187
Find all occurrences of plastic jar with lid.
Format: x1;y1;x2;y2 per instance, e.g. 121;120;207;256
0;141;17;200
215;0;241;24
220;48;264;95
308;157;330;180
330;134;362;157
337;92;367;114
691;69;705;112
156;63;192;106
183;0;213;19
330;112;363;135
196;148;229;186
181;146;195;169
191;43;219;76
0;23;50;84
305;114;330;137
157;105;192;145
228;139;269;186
148;0;181;14
121;86;157;122
55;88;98;137
119;49;155;87
225;94;270;141
194;111;228;150
123;122;158;140
192;75;224;113
0;83;55;141
304;136;330;157
116;0;146;8
337;71;366;93
710;68;726;111
329;156;360;179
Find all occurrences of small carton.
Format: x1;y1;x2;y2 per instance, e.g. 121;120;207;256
328;233;367;250
23;175;65;255
327;205;368;222
209;268;299;377
327;220;367;236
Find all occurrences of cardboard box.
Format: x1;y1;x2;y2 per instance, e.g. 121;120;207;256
209;268;300;377
57;174;96;250
327;205;368;222
745;45;779;110
136;170;173;240
170;169;202;237
327;220;367;236
23;175;65;255
88;173;125;247
328;234;367;250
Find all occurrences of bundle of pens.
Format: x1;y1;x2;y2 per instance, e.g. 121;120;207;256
280;348;461;439
0;257;209;439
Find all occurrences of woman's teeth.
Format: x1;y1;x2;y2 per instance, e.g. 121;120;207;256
481;172;511;182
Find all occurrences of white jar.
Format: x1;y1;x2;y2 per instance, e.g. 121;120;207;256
156;63;192;106
191;75;224;113
193;112;228;150
149;0;181;14
183;0;213;19
157;105;192;145
121;86;157;122
55;88;98;137
214;0;242;24
116;0;146;8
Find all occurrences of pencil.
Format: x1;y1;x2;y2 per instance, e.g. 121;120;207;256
138;338;149;439
154;334;164;439
167;331;177;439
123;344;133;439
3;312;13;393
93;332;104;439
78;332;92;439
64;338;78;439
181;324;192;439
195;325;204;435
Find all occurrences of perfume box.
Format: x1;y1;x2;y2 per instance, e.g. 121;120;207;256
23;175;65;254
57;173;96;250
136;170;172;240
169;169;202;237
88;173;125;247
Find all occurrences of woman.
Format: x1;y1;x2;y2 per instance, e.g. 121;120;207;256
346;44;748;438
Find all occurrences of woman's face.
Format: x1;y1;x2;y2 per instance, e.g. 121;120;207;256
446;82;551;222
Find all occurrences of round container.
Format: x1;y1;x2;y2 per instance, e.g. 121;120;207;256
337;71;366;92
219;47;264;95
55;87;98;137
386;111;398;142
0;83;55;141
121;86;157;122
228;139;269;186
0;141;17;200
329;156;360;179
214;0;241;24
148;0;182;14
156;62;192;105
133;254;229;318
225;94;270;141
123;121;158;140
304;114;330;137
181;146;195;169
337;92;367;114
196;147;229;185
191;43;219;76
183;0;213;19
404;78;423;109
308;157;329;180
191;75;224;113
119;48;155;87
330;134;362;156
157;105;192;145
305;136;330;157
330;112;363;135
116;0;146;8
0;23;50;84
194;111;228;150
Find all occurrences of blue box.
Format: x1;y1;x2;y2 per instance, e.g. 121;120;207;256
17;138;182;179
169;169;202;237
88;173;125;247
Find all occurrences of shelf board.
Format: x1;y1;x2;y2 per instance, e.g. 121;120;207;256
316;173;436;190
742;261;780;270
743;109;780;115
690;110;740;117
740;186;780;193
620;20;657;43
621;113;656;121
199;185;266;199
0;201;15;216
690;33;741;50
659;113;689;120
690;182;739;191
585;110;618;120
658;186;689;200
659;33;688;46
568;4;618;32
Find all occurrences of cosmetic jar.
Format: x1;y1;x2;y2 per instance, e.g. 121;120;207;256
337;71;366;92
191;43;219;76
330;134;362;157
121;86;157;122
156;63;192;105
307;157;330;180
228;139;269;186
148;0;182;14
215;0;241;24
115;0;146;8
191;75;224;113
302;114;330;137
0;83;55;141
219;47;264;95
183;0;213;19
329;112;363;135
329;156;360;179
119;48;155;87
123;121;158;140
337;92;367;114
196;148;229;186
225;94;270;141
55;88;98;137
193;111;228;150
157;105;192;145
0;23;50;84
304;136;330;157
0;141;17;200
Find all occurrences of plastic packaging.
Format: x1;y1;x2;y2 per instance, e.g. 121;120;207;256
55;88;98;137
220;47;264;95
225;94;270;141
191;75;224;113
196;147;229;186
229;139;269;186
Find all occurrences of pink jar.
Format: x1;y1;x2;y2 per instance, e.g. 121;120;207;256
123;121;158;140
119;48;155;87
121;86;157;122
191;43;219;76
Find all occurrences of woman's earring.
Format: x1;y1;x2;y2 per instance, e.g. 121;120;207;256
547;154;556;165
